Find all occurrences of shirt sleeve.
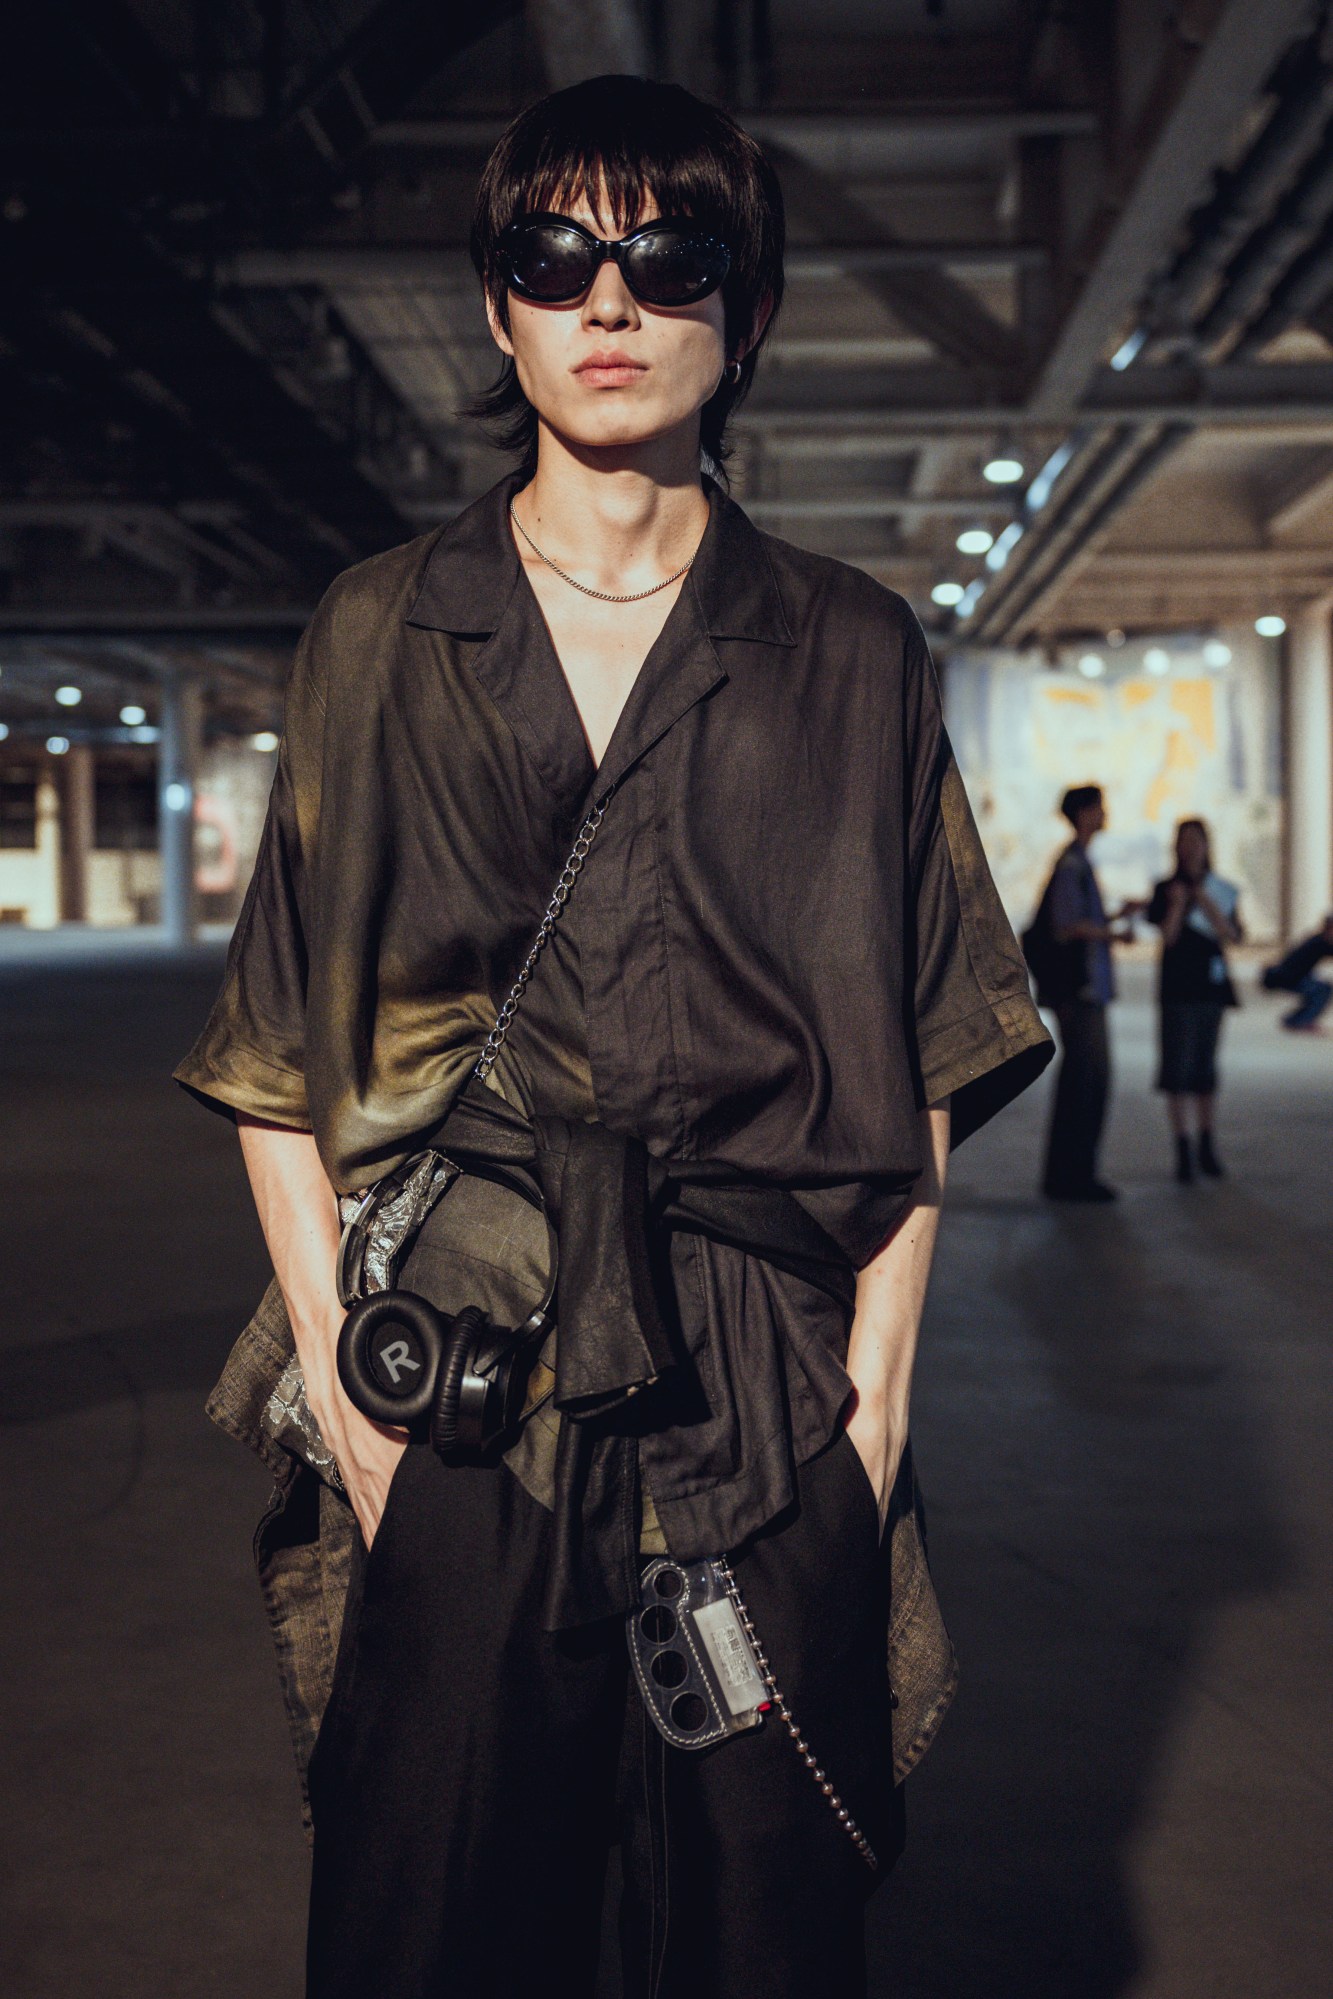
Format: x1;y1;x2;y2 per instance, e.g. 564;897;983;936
172;615;327;1128
902;616;1053;1147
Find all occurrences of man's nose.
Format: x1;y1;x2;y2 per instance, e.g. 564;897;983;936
583;256;638;327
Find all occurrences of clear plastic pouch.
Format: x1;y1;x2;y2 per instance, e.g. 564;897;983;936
627;1555;769;1749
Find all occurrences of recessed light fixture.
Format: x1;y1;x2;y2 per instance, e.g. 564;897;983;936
1105;628;1126;648
956;527;994;556
0;723;9;741
983;456;1025;485
1203;639;1232;668
163;781;192;812
1255;614;1286;638
250;730;280;753
1143;647;1171;676
54;685;82;707
46;735;70;755
1077;653;1106;679
119;704;147;726
931;581;965;607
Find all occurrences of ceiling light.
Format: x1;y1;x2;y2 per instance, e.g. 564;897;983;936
956;578;987;618
129;726;160;744
1143;647;1170;676
250;730;280;753
983;456;1025;485
0;723;8;741
956;527;994;556
54;685;82;707
119;703;147;726
1077;653;1106;679
163;781;192;812
1203;639;1232;668
1255;614;1286;637
1105;628;1126;648
931;581;965;607
46;735;70;755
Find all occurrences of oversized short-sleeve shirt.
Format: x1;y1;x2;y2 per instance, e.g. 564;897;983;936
177;470;1051;1620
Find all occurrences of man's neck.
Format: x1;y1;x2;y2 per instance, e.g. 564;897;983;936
516;429;711;594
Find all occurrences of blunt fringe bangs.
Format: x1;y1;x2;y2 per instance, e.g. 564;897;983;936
467;74;785;478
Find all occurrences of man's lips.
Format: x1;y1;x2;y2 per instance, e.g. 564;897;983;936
573;353;648;386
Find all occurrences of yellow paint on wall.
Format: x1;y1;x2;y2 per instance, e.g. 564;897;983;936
1121;680;1155;709
1169;678;1217;752
1038;685;1101;707
1144;727;1200;822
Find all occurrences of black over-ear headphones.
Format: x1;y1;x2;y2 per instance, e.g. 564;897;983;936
336;1161;556;1466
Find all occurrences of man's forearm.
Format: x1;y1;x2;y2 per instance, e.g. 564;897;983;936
236;1115;344;1394
843;1101;950;1516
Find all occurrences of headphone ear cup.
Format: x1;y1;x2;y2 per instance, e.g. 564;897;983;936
430;1305;489;1463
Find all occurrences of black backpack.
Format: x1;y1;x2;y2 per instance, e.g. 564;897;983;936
1021;869;1088;1008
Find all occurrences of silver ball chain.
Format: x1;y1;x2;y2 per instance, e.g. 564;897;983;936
714;1553;879;1872
510;499;695;602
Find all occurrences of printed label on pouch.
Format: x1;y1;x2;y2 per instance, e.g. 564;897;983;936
691;1597;765;1715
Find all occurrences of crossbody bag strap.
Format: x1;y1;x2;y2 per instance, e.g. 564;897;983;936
473;785;616;1083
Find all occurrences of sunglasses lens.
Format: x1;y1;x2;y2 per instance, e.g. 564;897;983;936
505;224;597;300
626;229;730;304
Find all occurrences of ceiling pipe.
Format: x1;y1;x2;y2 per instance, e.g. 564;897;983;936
1145;21;1333;341
1193;122;1333;352
1229;208;1333;355
991;425;1193;645
967;428;1143;644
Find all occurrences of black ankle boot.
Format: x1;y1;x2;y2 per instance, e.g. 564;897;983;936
1197;1131;1224;1178
1175;1135;1194;1184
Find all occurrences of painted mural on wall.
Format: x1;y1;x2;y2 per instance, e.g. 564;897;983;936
944;630;1284;944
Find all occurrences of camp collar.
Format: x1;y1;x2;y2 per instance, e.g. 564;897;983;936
406;469;797;649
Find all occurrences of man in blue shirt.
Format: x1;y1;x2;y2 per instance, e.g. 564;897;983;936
1040;785;1142;1202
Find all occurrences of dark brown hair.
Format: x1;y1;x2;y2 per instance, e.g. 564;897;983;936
467;74;785;478
1060;784;1103;826
1174;816;1212;876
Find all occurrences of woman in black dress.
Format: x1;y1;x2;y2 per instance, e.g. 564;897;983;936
1147;818;1243;1182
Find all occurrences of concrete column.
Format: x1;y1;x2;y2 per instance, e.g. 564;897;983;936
1285;598;1333;940
158;669;202;946
58;745;95;924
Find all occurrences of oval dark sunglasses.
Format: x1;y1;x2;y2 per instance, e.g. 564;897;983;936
498;213;731;308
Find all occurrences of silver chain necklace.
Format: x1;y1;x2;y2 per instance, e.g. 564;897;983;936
509;499;695;603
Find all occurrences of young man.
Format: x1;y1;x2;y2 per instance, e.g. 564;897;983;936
177;75;1050;1999
1037;784;1141;1203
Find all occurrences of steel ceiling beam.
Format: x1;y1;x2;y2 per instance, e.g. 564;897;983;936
739;358;1333;428
762;144;1025;372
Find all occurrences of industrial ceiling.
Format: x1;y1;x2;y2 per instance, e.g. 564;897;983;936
4;0;1333;704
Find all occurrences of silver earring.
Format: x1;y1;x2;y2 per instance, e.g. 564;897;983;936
724;358;743;384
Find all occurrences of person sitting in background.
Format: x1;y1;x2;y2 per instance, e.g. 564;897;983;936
1030;784;1144;1203
1261;915;1333;1032
1146;818;1242;1183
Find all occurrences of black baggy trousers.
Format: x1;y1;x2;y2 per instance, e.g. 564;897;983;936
306;1429;904;1999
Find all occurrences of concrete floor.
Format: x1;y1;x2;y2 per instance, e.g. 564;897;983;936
0;939;1329;1998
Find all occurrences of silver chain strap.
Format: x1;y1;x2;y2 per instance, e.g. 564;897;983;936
715;1553;879;1873
473;787;616;1083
